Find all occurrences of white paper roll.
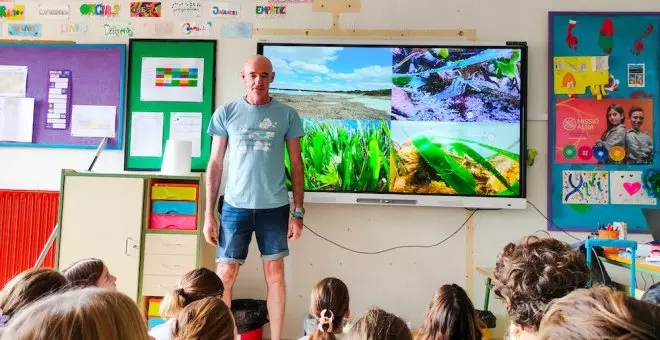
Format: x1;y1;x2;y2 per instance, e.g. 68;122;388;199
161;139;192;176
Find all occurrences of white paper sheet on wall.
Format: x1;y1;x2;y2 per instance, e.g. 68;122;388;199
0;65;28;97
70;105;116;138
0;97;35;142
130;111;164;157
170;112;202;157
140;57;204;102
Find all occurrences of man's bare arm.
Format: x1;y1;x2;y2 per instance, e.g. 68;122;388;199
205;136;228;218
286;137;304;209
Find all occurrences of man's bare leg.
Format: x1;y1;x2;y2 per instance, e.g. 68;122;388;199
216;262;240;308
263;259;285;340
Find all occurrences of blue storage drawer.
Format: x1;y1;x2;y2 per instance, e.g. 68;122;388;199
152;200;197;215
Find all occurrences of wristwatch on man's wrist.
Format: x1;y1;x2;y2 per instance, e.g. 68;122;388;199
292;207;305;219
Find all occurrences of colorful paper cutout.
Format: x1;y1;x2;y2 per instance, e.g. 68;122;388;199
7;23;41;37
0;5;25;20
60;23;90;34
610;171;657;205
554;98;654;164
566;17;578;49
562;171;609;204
598;18;614;54
143;22;173;36
632;24;654;55
553;56;610;99
155;67;198;87
130;2;161;17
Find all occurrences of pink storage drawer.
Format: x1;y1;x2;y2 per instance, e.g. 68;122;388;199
149;214;197;231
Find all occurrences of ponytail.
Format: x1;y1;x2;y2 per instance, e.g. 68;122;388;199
159;287;187;318
310;309;338;340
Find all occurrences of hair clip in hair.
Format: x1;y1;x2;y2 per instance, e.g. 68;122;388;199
317;309;334;333
0;311;9;327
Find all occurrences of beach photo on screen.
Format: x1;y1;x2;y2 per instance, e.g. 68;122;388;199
389;121;521;196
391;47;522;122
285;119;391;193
262;45;392;120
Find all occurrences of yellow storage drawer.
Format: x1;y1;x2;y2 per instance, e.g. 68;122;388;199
151;184;198;201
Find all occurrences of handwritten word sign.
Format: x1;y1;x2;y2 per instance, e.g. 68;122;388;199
61;23;90;34
211;3;240;17
0;5;25;20
38;4;70;19
171;1;202;17
104;22;134;37
80;3;120;17
256;5;286;15
181;21;212;36
8;23;41;37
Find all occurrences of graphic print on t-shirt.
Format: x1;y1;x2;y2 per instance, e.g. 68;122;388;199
237;117;278;154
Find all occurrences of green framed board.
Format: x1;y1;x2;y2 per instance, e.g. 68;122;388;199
124;39;216;171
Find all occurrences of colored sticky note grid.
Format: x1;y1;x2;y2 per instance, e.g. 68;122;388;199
154;67;198;87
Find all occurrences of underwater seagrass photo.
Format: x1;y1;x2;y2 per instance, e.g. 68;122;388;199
391;47;523;122
390;122;521;196
285;119;391;193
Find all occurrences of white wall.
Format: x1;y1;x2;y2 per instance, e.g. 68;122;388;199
1;1;657;339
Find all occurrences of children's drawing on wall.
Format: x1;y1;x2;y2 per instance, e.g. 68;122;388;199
555;98;653;165
143;22;173;36
610;171;657;205
562;170;609;204
130;2;162;17
627;63;645;87
553;56;610;99
211;3;240;17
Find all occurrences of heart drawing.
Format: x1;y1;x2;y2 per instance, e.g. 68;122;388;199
623;182;642;196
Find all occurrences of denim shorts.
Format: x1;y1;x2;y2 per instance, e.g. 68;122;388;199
217;202;290;264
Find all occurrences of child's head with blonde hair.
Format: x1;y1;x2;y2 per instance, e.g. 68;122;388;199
0;268;68;326
345;307;412;340
172;297;235;340
538;286;660;340
0;287;150;340
160;268;224;319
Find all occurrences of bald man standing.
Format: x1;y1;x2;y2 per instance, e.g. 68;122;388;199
203;55;305;340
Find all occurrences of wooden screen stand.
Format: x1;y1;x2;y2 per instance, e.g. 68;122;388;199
254;0;477;40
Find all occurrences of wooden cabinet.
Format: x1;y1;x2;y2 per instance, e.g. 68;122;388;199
56;170;215;320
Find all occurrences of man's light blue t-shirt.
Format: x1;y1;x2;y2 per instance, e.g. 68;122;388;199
207;97;304;209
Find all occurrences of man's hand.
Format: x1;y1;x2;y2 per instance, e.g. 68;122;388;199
287;217;303;240
203;216;219;246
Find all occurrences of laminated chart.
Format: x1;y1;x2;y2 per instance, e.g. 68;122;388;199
46;70;72;129
155;67;198;87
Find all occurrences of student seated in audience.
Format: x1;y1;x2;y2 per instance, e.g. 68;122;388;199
300;277;351;340
150;268;224;340
641;281;660;305
0;287;151;340
61;258;116;290
415;284;483;340
492;235;589;340
0;268;68;328
171;297;236;340
538;286;660;340
345;307;413;340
